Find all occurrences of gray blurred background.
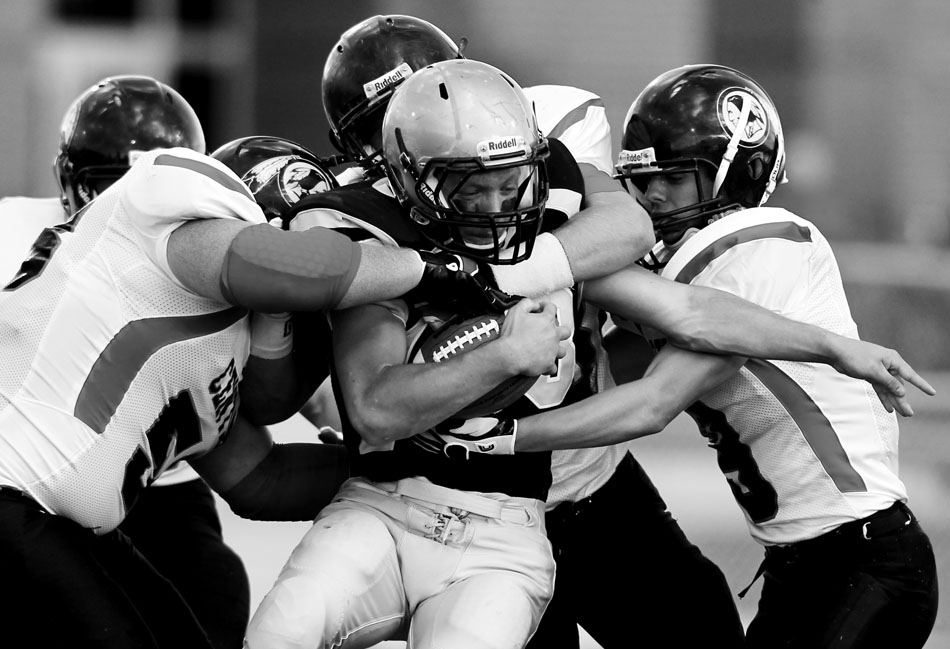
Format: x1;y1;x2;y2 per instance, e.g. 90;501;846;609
1;0;946;646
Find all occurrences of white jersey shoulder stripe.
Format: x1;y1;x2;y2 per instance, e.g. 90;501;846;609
545;96;605;142
74;306;247;433
745;359;867;492
670;220;812;284
154;152;254;202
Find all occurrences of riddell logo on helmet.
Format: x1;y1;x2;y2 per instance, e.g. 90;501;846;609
616;148;656;169
364;62;414;99
477;136;528;160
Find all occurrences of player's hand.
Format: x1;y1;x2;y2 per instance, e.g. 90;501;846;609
829;337;935;416
435;417;518;460
498;298;570;377
404;251;522;314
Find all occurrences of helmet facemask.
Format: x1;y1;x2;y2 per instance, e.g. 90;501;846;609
391;129;549;265
617;151;728;244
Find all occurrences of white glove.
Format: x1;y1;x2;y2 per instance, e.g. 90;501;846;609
435;417;518;460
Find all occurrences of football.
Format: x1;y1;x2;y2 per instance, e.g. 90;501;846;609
419;313;538;418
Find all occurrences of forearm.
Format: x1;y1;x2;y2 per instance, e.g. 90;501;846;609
587;265;843;362
515;382;674;451
239;312;331;425
554;189;653;283
218;443;349;521
666;285;844;362
349;343;522;444
515;345;742;452
490;188;653;297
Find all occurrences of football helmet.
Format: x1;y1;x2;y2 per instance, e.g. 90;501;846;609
322;14;463;169
210;136;338;224
54;75;205;214
616;64;786;241
381;59;549;265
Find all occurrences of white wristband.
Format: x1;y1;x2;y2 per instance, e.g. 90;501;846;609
249;312;294;359
489;232;574;297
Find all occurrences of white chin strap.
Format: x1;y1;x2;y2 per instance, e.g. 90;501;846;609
712;95;753;198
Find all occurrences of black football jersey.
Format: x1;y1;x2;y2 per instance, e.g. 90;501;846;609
287;140;607;500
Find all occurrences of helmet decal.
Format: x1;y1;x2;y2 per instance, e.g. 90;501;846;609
280;159;335;203
363;62;414;101
211;136;339;223
718;89;768;147
476;136;531;164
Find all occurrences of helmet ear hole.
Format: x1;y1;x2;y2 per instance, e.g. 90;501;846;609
747;154;766;181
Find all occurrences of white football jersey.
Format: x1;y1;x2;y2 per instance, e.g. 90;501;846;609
0;147;265;533
526;85;631;509
657;207;906;545
524;85;613;175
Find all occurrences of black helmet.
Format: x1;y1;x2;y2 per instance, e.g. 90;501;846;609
210;135;339;224
54;75;205;214
321;14;462;169
616;64;786;241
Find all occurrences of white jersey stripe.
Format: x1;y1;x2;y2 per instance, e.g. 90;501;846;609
674;221;812;283
74;306;248;433
746;359;867;492
154;153;254;201
545;97;604;142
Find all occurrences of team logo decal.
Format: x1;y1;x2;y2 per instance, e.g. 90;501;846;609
718;89;769;146
279;160;334;203
242;156;333;205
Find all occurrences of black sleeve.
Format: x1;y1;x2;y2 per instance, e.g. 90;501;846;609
543;137;586;231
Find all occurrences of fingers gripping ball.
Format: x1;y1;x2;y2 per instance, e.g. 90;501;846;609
420;313;537;418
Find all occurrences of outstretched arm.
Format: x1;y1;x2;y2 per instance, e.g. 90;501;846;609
167;218;509;313
439;344;742;454
584;265;934;415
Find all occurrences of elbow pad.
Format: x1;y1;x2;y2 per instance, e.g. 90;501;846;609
219;224;361;312
219;443;349;521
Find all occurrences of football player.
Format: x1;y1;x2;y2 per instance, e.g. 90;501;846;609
246;58;578;649
0;81;513;649
0;75;251;649
443;65;939;649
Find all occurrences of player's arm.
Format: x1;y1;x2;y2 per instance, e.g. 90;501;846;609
551;170;654;281
584;265;934;415
239;311;332;425
332;298;566;446
125;148;502;314
439;343;742;454
188;412;348;521
515;343;743;451
488;142;654;298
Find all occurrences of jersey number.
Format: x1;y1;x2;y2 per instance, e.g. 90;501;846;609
3;208;86;291
120;390;204;513
523;288;576;409
687;401;779;523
